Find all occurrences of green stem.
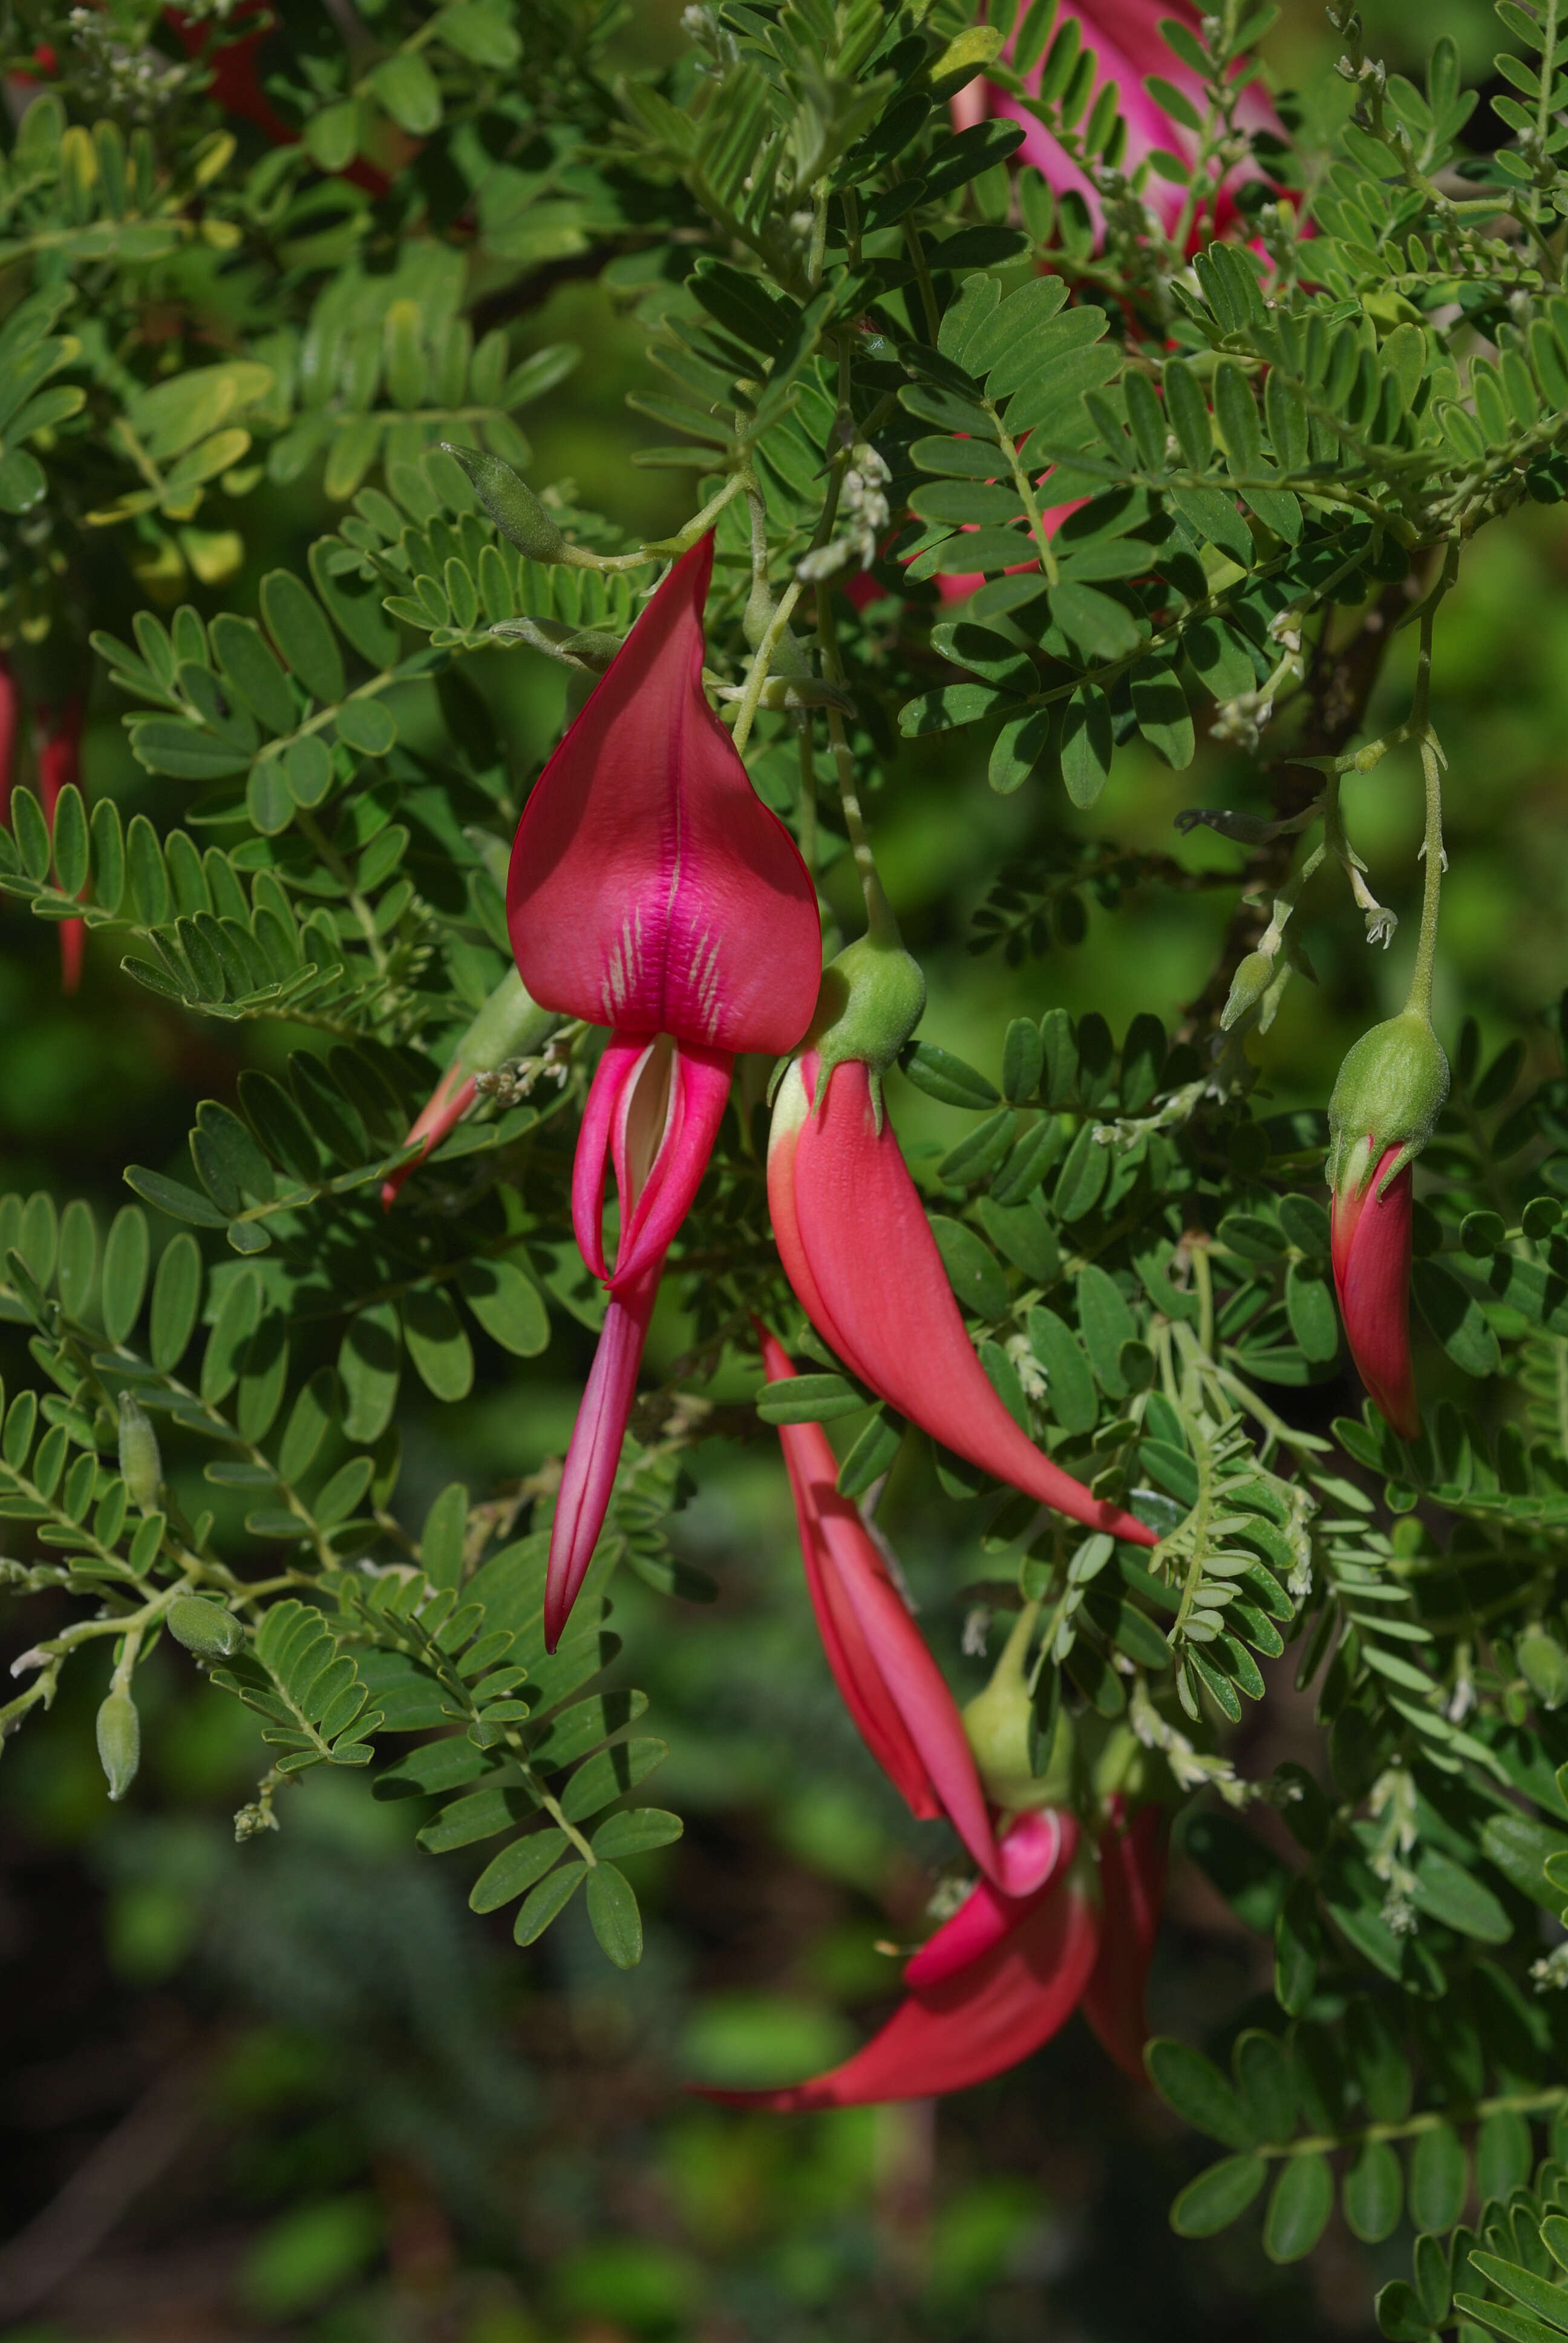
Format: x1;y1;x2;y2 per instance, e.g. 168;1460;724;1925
1403;736;1444;1023
814;584;896;940
797;721;818;885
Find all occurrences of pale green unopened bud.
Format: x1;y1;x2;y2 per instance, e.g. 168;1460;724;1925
117;1389;162;1513
1327;1010;1450;1199
453;965;556;1082
439;443;566;563
96;1689;140;1801
806;932;927;1107
1518;1627;1568;1711
167;1596;245;1660
962;1602;1069;1813
1220;949;1276;1032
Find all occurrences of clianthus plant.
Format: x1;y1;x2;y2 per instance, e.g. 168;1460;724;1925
7;0;1568;2324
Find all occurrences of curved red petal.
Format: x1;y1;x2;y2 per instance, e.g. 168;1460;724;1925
507;534;821;1057
903;1810;1075;1988
572;1035;643;1279
0;658;17;825
1080;1804;1167;2084
1331;1151;1419;1440
613;1041;731;1290
699;1872;1100;2109
760;1329;1001;1873
544;1263;661;1651
760;1332;942;1824
381;1069;479;1210
39;701;85;996
771;1057;1156;1547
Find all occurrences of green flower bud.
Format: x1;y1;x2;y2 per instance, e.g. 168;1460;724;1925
1220;949;1276;1032
452;965;555;1082
1327;1010;1450;1199
805;931;927;1120
961;1604;1073;1812
167;1596;245;1660
1518;1626;1568;1711
439;443;566;563
117;1389;162;1514
96;1688;140;1801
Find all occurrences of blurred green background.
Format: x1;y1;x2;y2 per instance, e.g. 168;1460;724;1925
2;2;1564;2337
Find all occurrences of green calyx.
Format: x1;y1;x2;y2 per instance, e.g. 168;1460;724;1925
962;1603;1074;1812
1327;1009;1450;1199
439;442;566;565
803;929;926;1128
455;965;557;1080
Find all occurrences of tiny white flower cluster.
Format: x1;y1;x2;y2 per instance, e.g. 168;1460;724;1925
961;1605;993;1659
67;7;191;117
1005;1331;1049;1404
473;1035;573;1106
1531;1942;1568;1993
796;444;890;583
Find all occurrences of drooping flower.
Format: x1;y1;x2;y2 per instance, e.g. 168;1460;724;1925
38;700;85;995
0;658;16;827
768;1050;1156;1548
953;0;1280;245
382;967;558;1208
702;1351;1165;2108
509;534;822;1648
1327;1011;1449;1440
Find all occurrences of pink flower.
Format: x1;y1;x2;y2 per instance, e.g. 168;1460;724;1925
954;0;1279;244
702;1334;1165;2108
768;1052;1156;1547
1331;1147;1418;1441
38;700;84;995
509;536;822;1647
1325;1009;1449;1442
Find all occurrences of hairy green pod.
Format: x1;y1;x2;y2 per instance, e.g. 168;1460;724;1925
167;1596;245;1660
117;1389;162;1513
439;442;566;562
96;1689;140;1801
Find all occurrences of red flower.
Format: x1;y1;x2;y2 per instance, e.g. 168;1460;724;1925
509;536;821;1648
953;0;1281;246
0;658;17;827
382;969;557;1209
1330;1147;1417;1441
1325;1009;1448;1441
703;1336;1165;2107
38;700;85;995
768;1052;1155;1547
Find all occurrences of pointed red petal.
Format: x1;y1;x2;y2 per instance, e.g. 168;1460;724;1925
39;701;85;996
507;534;821;1057
544;1262;661;1651
1080;1803;1166;2084
0;658;17;827
381;1069;479;1209
759;1329;1004;1875
903;1809;1076;1988
699;1871;1100;2108
771;1057;1156;1547
613;1040;731;1289
1331;1150;1419;1440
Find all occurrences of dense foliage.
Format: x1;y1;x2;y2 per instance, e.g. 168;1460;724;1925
9;0;1568;2333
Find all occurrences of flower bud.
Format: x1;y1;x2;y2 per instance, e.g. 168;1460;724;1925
1327;1011;1449;1202
1518;1626;1568;1711
961;1604;1072;1814
1220;949;1275;1031
804;931;927;1115
167;1596;245;1660
96;1688;140;1801
117;1389;162;1513
439;443;566;563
